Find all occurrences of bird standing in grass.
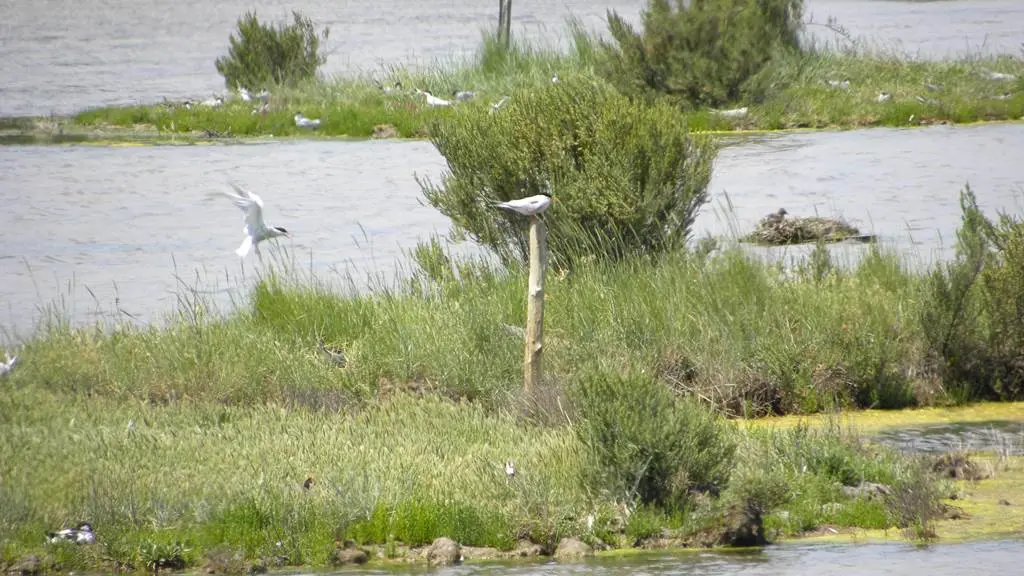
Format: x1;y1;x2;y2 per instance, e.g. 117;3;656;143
220;183;291;260
47;523;95;545
415;89;452;107
294;113;321;129
505;460;516;478
317;339;347;368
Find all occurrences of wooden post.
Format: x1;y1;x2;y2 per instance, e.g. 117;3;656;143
498;0;512;50
523;215;547;393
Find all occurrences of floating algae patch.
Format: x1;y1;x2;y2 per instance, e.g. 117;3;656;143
740;208;876;246
932;455;1024;542
745;402;1024;436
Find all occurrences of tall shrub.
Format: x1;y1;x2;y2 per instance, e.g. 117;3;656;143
600;0;804;108
920;185;1024;400
572;371;736;508
215;11;329;91
418;76;716;269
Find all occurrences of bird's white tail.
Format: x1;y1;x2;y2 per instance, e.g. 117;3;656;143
235;236;253;258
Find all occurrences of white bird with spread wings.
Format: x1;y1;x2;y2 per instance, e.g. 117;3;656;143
221;183;291;259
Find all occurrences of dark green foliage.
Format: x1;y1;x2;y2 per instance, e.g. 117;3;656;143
215;11;329;91
419;75;716;269
600;0;804;108
572;371;736;508
920;185;1024;400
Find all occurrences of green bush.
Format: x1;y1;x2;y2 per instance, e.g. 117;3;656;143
419;75;716;269
215;11;329;91
572;371;736;508
599;0;804;108
921;185;1024;400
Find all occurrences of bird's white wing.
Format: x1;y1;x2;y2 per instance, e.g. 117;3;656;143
225;183;266;233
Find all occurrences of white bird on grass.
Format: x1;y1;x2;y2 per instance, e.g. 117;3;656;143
494;190;553;217
48;523;95;545
489;96;510;113
237;87;252;102
0;353;17;378
453;90;476;102
220;183;291;260
876;91;892;103
982;70;1017;82
711;107;749;118
505;460;516;478
415;89;452;107
317;339;347;368
201;96;224;108
294;113;321;129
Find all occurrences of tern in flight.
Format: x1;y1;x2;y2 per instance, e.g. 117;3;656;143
221;183;291;260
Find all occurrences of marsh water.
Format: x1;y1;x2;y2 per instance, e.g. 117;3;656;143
874;420;1024;455
316;540;1024;575
3;123;1023;337
1;0;1023;116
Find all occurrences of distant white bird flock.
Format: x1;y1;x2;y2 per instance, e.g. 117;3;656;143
220;183;291;260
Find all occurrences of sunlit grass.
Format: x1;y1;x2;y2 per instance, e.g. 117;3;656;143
755;49;1024;130
0;244;984;570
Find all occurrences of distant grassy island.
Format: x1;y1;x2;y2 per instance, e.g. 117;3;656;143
2;8;1022;143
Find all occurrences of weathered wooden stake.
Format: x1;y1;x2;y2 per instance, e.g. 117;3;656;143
523;215;547;393
497;0;512;50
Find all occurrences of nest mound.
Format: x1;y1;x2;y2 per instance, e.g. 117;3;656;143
742;208;867;246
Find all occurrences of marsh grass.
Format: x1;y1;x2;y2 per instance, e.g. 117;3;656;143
0;243;966;569
753;49;1024;130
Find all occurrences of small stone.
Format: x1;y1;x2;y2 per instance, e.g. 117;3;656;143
330;543;368;567
371;124;399;139
7;555;41;576
840;481;892;500
460;546;500;561
821;502;845;515
425;537;461;567
553;537;593;561
507;539;544;558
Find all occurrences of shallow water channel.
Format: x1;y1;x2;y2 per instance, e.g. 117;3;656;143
2;122;1024;339
304;539;1024;575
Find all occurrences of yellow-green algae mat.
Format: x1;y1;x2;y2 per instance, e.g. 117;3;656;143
750;402;1024;544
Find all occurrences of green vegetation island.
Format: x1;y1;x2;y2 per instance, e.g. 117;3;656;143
1;2;1023;144
4;1;1024;574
